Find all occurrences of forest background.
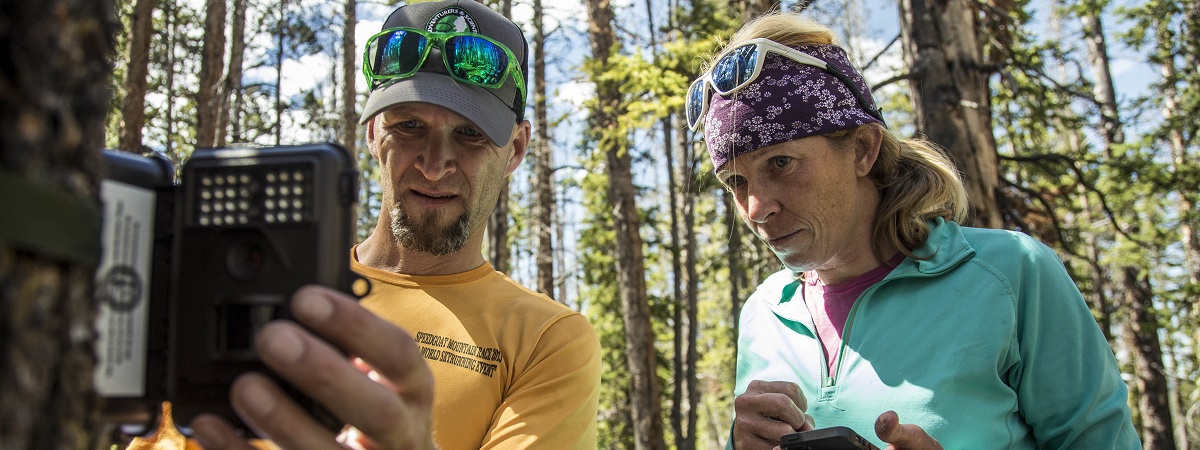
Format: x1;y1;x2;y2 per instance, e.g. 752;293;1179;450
98;0;1199;448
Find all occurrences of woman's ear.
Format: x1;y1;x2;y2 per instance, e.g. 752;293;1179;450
854;125;884;177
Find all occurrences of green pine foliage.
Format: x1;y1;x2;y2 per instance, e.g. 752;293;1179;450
101;0;1200;445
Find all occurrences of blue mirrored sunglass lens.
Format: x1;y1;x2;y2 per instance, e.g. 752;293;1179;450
712;45;759;92
686;81;707;128
379;30;426;76
445;36;507;86
711;55;739;92
736;47;758;85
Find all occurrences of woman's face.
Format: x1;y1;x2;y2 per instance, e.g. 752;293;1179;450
716;134;880;278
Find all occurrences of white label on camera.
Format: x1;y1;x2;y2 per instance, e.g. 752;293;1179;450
93;179;156;397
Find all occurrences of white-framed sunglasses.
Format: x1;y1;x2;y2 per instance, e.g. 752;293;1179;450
686;38;885;130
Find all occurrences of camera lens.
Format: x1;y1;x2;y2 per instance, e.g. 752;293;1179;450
226;240;266;281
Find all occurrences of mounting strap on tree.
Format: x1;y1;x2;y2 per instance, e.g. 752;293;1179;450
0;170;101;267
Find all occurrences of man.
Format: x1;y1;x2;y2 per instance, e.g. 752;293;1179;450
190;2;601;449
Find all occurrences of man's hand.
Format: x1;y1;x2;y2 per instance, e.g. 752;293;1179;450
189;285;436;450
874;410;941;450
731;380;815;450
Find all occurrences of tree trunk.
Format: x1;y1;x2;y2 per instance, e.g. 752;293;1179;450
1080;5;1176;447
724;190;743;351
897;0;1003;229
1079;7;1123;146
1157;14;1197;450
680;122;700;450
486;3;514;275
584;0;666;448
342;0;357;155
164;1;180;164
222;0;247;146
0;0;115;447
668;116;685;449
219;0;245;146
1121;267;1177;450
532;0;555;297
196;0;227;149
488;184;511;274
119;0;156;153
555;193;569;305
275;0;287;146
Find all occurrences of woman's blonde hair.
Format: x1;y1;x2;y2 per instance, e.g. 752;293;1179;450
717;13;968;259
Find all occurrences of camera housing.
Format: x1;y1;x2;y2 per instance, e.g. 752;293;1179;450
95;143;363;432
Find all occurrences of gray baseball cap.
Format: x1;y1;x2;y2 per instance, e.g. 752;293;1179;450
359;0;528;147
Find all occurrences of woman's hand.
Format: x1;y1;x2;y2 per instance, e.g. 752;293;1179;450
875;410;942;450
731;380;816;450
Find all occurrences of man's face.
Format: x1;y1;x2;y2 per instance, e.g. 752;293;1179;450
368;103;525;256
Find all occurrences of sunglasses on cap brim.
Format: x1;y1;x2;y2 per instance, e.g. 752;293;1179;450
363;27;526;100
686;38;885;130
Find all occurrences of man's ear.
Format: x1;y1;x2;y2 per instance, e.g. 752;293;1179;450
365;116;381;161
854;125;884;177
504;121;532;176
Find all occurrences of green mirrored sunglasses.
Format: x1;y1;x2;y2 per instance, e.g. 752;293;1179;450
363;27;526;100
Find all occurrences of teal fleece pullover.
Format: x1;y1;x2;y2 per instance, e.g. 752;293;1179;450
731;218;1139;449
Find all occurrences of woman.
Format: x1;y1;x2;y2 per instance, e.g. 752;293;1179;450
688;12;1140;450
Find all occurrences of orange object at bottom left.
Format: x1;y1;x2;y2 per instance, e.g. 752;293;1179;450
124;402;277;450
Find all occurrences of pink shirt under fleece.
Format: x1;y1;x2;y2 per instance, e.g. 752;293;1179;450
802;254;905;373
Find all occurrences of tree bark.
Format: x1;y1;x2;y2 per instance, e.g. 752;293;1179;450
221;0;247;146
584;0;666;448
196;0;227;148
532;0;555;297
275;0;287;146
668;118;685;450
119;0;157;153
163;0;180;164
897;0;1003;228
680;121;700;450
342;0;357;155
219;0;245;146
0;0;115;447
488;184;511;274
723;190;743;348
486;3;514;275
1121;267;1177;450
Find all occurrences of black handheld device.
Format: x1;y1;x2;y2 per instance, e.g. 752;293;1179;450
94;143;364;433
780;426;881;450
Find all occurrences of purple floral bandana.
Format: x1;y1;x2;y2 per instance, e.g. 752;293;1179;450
703;44;883;170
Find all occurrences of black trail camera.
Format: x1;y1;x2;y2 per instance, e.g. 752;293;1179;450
94;143;364;433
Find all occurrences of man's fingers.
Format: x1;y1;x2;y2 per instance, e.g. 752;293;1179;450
190;414;258;450
289;286;434;405
227;372;342;447
261;286;434;449
875;410;942;450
